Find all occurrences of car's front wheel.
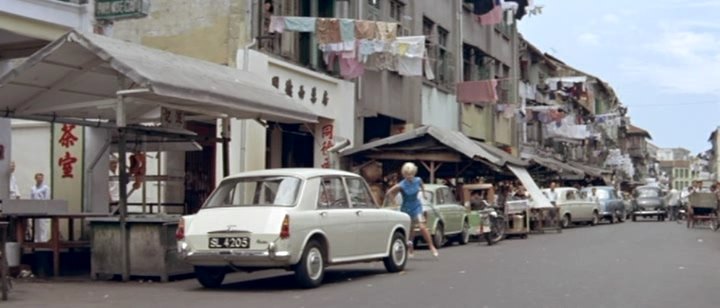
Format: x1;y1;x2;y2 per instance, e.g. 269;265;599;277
294;240;325;288
562;214;571;228
458;220;471;245
383;232;407;273
194;266;226;289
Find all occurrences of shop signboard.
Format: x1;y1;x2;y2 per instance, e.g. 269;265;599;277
52;123;84;213
95;0;150;21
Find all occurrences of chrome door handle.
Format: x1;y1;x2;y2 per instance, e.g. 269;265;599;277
356;210;362;216
319;212;328;217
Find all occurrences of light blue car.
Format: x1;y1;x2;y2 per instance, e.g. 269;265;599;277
581;186;626;223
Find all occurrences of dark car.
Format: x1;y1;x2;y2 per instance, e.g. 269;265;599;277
631;186;666;222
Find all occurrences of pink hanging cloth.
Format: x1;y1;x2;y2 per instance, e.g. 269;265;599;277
456;80;499;104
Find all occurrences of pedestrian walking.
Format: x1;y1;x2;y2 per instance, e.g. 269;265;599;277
667;186;681;221
30;172;51;242
385;162;439;258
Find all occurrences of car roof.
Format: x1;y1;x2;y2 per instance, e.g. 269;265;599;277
582;186;614;190
223;168;360;181
541;187;577;192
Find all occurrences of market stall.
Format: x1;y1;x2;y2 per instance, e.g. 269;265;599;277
0;31;318;281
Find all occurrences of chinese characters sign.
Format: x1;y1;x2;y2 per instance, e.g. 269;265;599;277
57;124;79;178
95;0;150;21
52;123;84;213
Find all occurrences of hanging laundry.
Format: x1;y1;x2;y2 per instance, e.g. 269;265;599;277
473;0;495;15
394;36;425;58
424;54;435;80
340;19;356;42
456;80;498;104
505;0;529;20
316;18;342;44
475;0;503;26
269;16;286;33
503;104;516;119
355;20;377;40
339;57;365;79
358;39;375;63
398;57;422;76
375;22;397;41
284;16;317;32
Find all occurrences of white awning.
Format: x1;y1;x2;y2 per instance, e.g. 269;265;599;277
0;31;318;126
508;165;553;208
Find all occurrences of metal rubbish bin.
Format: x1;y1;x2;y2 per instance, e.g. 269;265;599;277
87;215;192;282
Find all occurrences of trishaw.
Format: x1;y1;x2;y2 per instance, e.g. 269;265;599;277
460;184;506;245
686;192;719;231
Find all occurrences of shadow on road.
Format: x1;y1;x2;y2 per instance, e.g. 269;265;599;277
190;268;388;292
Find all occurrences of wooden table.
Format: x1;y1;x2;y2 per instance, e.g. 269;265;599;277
1;213;108;277
1;222;9;300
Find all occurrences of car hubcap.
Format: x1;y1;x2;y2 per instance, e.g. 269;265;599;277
307;248;323;280
392;239;406;265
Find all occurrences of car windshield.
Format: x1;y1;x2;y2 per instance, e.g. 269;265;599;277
203;176;302;208
635;189;659;198
584;189;610;200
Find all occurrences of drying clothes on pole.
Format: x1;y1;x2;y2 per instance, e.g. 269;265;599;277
269;16;286;33
424;53;435;80
355;20;377;39
283;16;316;32
316;18;342;44
340;19;356;42
475;0;503;26
376;22;399;41
456;80;499;104
339;57;365;79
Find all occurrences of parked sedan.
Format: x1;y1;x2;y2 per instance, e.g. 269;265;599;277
177;169;411;289
581;186;626;223
542;187;600;228
387;184;471;248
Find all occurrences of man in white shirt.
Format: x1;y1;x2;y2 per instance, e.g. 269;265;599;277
667;187;681;221
588;187;600;203
9;161;20;199
30;172;51;242
546;182;558;206
109;157;119;207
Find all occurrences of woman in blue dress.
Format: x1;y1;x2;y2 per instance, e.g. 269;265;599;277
386;162;439;258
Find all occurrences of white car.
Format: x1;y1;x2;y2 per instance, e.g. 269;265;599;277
176;169;411;288
541;187;600;228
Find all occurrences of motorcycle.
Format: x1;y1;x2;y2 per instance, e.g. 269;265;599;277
477;205;506;246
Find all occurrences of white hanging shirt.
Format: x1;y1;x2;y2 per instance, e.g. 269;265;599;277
109;171;119;203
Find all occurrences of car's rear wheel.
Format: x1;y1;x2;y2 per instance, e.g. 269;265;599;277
194;266;226;289
631;214;637;222
561;214;571;228
432;223;445;248
617;211;625;223
590;211;599;226
458;220;471;245
383;232;407;272
294;240;325;288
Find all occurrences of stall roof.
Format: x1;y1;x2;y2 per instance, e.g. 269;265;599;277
566;161;611;178
0;31;318;125
341;125;527;167
524;153;585;178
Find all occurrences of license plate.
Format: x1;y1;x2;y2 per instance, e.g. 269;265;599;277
208;237;250;249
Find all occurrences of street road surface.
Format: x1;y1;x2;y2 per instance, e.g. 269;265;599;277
6;221;720;308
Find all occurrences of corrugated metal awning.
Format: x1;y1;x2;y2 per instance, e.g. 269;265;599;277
0;31;318;125
523;153;585;178
342;125;528;168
